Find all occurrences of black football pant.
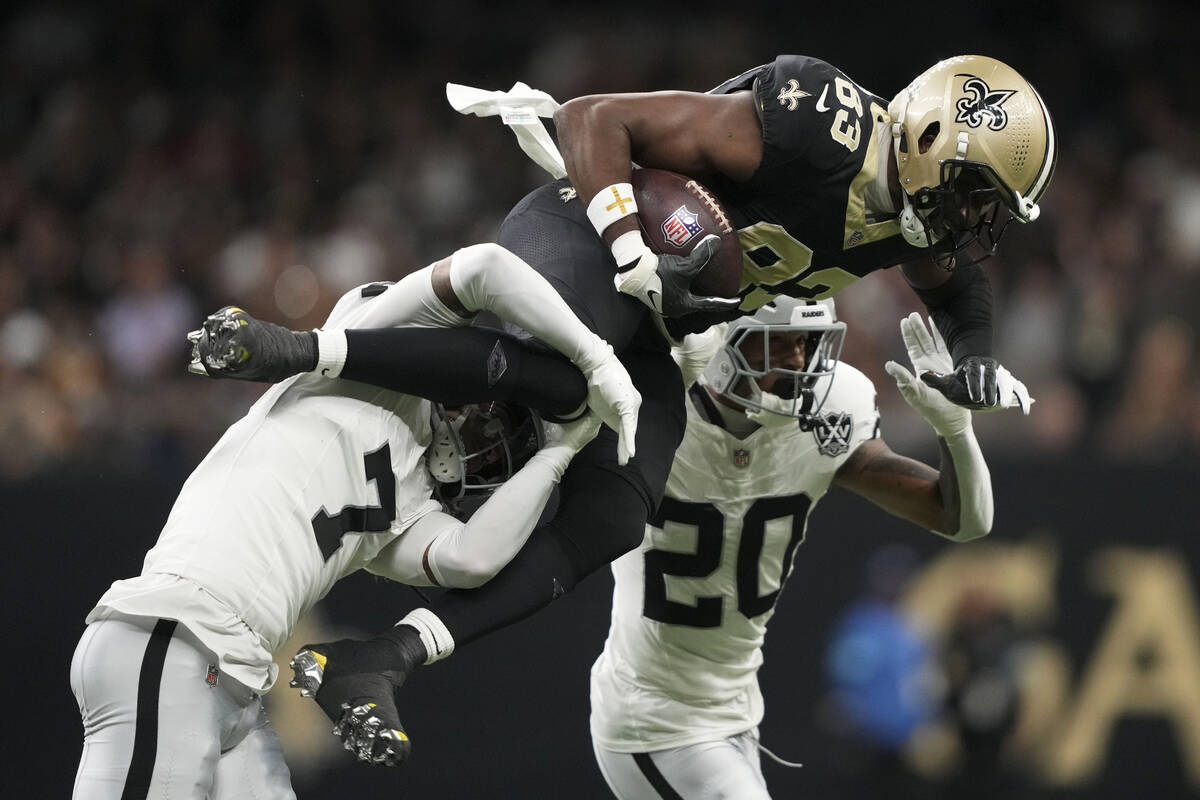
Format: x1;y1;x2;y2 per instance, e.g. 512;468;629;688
432;179;687;646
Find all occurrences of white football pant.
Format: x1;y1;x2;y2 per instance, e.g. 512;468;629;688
71;614;295;799
593;729;771;799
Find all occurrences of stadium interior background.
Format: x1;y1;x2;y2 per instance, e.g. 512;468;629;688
4;0;1198;797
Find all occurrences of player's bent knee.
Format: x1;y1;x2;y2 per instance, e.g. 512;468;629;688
454;241;520;271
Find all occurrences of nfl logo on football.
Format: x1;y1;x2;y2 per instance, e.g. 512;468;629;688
661;205;703;248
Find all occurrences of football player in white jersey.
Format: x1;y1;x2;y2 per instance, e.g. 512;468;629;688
69;242;641;800
589;300;996;800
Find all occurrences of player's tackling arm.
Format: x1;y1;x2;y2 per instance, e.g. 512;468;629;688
437;244;640;463
365;415;600;589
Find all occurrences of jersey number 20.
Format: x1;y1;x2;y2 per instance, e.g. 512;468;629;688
642;493;811;627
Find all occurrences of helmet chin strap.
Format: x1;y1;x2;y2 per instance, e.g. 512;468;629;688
428;409;468;483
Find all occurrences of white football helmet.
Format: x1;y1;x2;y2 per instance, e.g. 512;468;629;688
428;401;545;517
889;55;1057;262
702;297;846;428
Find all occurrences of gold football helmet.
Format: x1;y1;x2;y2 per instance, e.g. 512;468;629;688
889;55;1057;260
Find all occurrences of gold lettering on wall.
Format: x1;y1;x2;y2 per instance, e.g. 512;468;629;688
1043;549;1200;786
899;540;1200;789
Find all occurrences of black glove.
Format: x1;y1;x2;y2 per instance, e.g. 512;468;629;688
655;235;741;318
920;355;1002;410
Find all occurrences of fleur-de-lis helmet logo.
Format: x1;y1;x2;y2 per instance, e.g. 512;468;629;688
954;76;1016;131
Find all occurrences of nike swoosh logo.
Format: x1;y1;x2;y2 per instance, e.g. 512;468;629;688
815;84;830;112
321;367;332;377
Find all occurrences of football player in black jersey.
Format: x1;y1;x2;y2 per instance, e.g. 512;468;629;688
195;54;1055;767
558;54;1055;395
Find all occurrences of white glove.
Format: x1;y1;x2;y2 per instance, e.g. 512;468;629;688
613;246;665;314
885;313;973;439
612;234;739;319
574;341;641;466
536;413;602;480
671;324;726;387
542;412;602;452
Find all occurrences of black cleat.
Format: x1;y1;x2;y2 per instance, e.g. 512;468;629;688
187;305;315;382
288;637;417;767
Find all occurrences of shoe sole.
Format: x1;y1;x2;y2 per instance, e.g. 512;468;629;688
288;649;325;698
289;649;412;767
339;702;411;767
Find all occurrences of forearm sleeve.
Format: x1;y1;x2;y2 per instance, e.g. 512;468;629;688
936;427;994;542
341;327;586;416
911;264;994;362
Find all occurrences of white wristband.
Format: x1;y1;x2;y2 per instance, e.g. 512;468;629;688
312;328;348;378
586;183;637;236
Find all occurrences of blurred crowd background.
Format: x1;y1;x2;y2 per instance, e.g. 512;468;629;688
2;0;1198;481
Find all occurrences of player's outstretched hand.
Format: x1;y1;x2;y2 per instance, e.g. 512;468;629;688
579;345;641;465
655;236;742;318
187;306;316;381
884;313;972;438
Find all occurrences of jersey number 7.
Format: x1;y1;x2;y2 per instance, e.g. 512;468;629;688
310;443;397;561
642;493;811;627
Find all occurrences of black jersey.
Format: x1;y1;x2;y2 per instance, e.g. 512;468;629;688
669;56;924;336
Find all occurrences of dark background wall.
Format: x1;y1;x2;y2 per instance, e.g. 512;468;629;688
11;459;1199;798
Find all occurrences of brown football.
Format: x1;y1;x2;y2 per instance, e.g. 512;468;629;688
632;168;742;298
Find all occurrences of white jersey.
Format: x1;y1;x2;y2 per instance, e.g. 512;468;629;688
590;363;879;752
89;269;461;693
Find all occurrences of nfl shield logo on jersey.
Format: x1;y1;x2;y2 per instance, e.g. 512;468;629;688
732;448;751;468
813;411;853;456
661;205;703;248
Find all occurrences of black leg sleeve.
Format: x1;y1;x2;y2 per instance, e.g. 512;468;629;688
432;464;652;647
911;263;994;363
429;343;688;647
340;327;586;417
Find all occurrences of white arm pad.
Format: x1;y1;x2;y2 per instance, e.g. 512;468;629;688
365;445;575;589
938;426;993;542
448;243;611;373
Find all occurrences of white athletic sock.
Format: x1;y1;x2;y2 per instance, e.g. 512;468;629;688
312;328;348;378
398;607;455;664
